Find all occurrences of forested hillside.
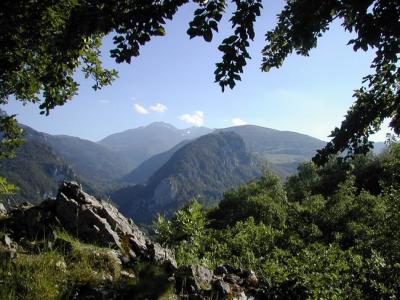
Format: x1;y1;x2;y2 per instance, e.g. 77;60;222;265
44;134;131;183
220;125;326;174
156;142;400;298
112;132;263;223
0;126;75;204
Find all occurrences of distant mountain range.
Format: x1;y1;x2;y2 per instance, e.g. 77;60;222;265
98;122;212;169
0;122;330;209
0;126;75;204
43;133;131;183
0;122;213;204
8;120;390;220
111;132;264;223
118;125;326;186
218;125;326;175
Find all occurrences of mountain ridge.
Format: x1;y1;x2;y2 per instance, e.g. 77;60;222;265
111;131;264;223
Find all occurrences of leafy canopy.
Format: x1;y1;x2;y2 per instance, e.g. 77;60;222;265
1;0;399;162
156;143;400;298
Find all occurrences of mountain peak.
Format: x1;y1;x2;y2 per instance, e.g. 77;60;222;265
146;122;177;130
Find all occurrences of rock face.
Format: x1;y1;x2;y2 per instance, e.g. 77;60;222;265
175;264;264;299
0;203;7;215
0;181;269;299
3;181;176;270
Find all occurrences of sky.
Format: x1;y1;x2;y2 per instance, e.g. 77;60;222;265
4;0;390;142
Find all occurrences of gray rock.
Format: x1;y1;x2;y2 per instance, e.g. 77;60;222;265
176;265;214;296
120;270;135;279
3;234;12;248
246;270;259;287
175;264;265;299
0;181;176;271
53;182;176;269
0;203;7;215
215;265;228;275
213;279;231;297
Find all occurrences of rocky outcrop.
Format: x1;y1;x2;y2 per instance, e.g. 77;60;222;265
175;264;264;299
0;203;6;215
0;181;267;299
2;181;176;270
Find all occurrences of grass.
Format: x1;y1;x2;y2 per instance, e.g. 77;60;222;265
0;231;123;300
0;230;176;299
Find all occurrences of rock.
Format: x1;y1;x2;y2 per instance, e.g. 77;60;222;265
246;270;259;287
0;235;17;266
175;265;214;296
120;270;135;279
0;203;7;215
54;182;176;269
0;181;176;272
214;265;228;276
70;284;119;300
0;248;17;266
224;273;242;285
223;264;242;275
3;201;59;240
175;264;266;299
2;234;12;248
213;279;231;297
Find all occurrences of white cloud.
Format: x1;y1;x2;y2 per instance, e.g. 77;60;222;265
232;118;248;126
134;104;149;114
149;103;168;113
179;111;204;126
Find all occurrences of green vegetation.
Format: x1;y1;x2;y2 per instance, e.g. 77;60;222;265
0;231;174;300
0;134;74;204
0;231;120;300
112;132;263;223
0;177;18;202
156;142;400;298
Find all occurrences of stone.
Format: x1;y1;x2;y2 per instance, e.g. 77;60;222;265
175;265;214;295
3;234;12;248
120;270;135;279
214;265;228;275
213;279;231;297
0;247;17;266
175;263;265;299
0;181;177;284
225;273;243;285
53;181;176;268
0;203;7;215
246;270;259;287
70;284;119;300
223;264;242;275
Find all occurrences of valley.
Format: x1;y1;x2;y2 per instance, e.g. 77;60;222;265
1;121;330;220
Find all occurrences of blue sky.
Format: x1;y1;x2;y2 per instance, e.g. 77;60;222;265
4;0;389;142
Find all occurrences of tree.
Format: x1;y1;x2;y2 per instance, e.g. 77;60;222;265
0;0;399;162
261;0;400;164
0;176;18;202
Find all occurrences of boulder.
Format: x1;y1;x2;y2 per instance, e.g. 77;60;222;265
54;182;176;269
175;264;265;299
175;265;214;297
0;181;176;270
213;280;231;297
0;203;7;215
